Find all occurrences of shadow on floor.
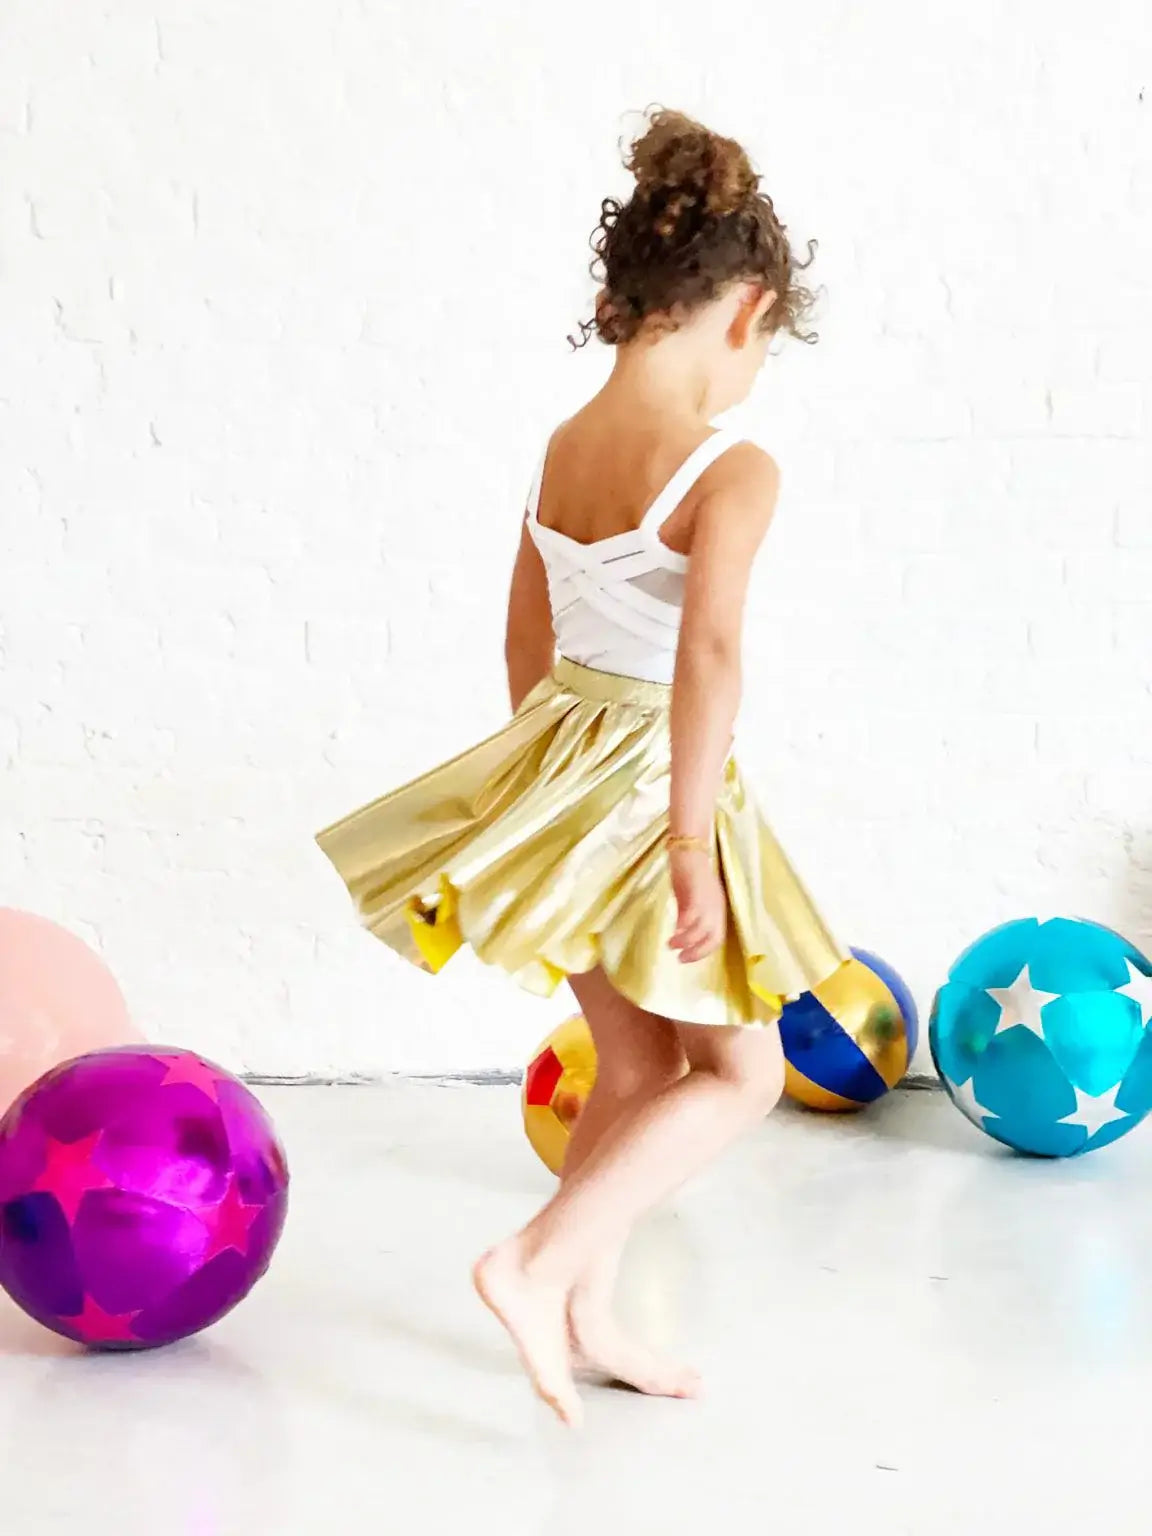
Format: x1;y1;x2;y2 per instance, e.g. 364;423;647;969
773;1091;993;1157
863;1091;998;1155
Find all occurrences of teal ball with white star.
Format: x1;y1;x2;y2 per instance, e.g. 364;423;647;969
930;918;1152;1157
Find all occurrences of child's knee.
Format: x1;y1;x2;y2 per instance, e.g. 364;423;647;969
733;1055;784;1117
598;1038;686;1101
701;1027;784;1115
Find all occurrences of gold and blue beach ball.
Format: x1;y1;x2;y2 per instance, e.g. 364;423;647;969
780;948;919;1112
930;917;1152;1157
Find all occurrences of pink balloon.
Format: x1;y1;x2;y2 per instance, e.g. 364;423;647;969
0;910;141;1114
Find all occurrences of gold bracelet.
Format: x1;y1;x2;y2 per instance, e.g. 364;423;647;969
666;834;711;855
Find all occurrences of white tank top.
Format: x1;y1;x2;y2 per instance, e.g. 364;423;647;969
527;429;742;685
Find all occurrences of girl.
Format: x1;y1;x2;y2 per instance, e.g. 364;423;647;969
317;109;845;1427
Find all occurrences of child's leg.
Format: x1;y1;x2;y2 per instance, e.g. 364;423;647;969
563;969;692;1395
475;1013;784;1425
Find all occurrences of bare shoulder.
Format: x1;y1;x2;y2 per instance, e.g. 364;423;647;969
708;439;780;495
694;441;781;535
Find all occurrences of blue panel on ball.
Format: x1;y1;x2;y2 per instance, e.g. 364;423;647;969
976;1028;1073;1126
1079;1115;1144;1155
948;920;1038;988
929;982;1000;1085
852;948;919;1061
778;993;889;1105
1117;1031;1152;1121
1029;918;1142;994
980;1114;1088;1159
1042;991;1144;1096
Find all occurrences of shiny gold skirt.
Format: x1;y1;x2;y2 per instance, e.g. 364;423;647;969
315;658;846;1028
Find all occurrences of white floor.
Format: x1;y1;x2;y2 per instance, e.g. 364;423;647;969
2;1082;1150;1536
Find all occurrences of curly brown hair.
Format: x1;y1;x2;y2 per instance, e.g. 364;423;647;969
572;109;816;349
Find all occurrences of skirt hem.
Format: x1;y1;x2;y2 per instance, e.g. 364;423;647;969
401;875;795;1030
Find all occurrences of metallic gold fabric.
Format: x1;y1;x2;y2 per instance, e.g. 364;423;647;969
315;657;846;1029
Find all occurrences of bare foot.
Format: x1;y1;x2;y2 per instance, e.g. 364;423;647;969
567;1295;701;1399
473;1243;584;1428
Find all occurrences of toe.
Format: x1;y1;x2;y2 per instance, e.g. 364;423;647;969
545;1389;583;1428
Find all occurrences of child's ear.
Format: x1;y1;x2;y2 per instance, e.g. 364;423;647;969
754;287;778;329
729;285;777;348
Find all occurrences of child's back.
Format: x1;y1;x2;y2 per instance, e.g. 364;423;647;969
536;407;717;552
529;410;763;686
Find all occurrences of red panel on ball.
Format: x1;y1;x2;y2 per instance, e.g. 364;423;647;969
523;1046;564;1108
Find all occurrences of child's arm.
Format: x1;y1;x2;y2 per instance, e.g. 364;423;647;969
505;519;556;711
668;446;779;961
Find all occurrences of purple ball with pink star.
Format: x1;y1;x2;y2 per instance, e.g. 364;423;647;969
0;1047;289;1349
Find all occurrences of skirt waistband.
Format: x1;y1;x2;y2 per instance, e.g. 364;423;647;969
553;656;673;710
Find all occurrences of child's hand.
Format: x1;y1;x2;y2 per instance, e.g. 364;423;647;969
669;850;726;963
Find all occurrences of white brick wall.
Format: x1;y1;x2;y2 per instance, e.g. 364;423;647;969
2;0;1149;1076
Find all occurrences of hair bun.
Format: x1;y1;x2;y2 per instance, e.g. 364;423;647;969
626;108;758;218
